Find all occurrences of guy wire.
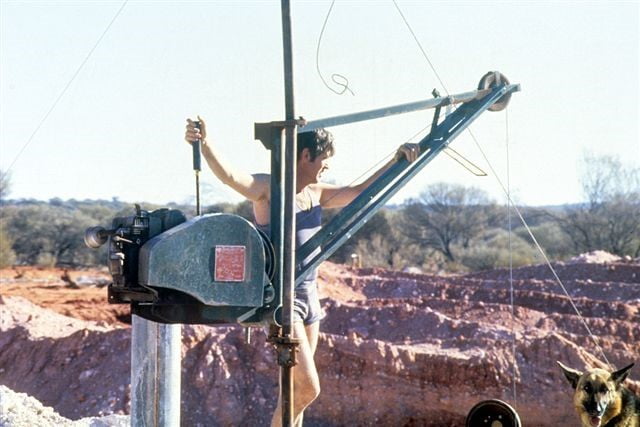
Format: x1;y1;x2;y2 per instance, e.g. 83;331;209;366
1;0;129;178
467;126;613;370
506;108;517;407
392;0;449;97
391;0;611;386
392;1;524;400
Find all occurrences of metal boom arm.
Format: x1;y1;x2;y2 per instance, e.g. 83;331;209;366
295;82;520;284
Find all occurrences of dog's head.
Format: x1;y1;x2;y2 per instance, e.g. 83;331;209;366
557;361;634;427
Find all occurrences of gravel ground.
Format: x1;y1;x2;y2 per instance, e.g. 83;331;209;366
0;386;129;427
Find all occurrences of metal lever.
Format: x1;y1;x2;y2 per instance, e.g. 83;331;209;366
112;235;134;244
192;121;202;172
193;121;202;216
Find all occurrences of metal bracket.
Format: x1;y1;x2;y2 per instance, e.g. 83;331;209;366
268;326;301;368
294;79;520;284
254;117;307;150
430;88;442;135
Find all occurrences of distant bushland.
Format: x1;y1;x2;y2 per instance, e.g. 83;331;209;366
1;154;637;271
1;191;637;272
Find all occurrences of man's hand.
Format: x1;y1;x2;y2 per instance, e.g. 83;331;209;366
396;143;421;162
185;116;207;145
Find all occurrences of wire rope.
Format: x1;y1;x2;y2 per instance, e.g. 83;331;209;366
506;109;517;407
315;0;354;96
0;0;129;179
392;0;449;97
467;126;613;369
390;0;612;389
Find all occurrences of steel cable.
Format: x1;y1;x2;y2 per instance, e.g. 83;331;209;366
390;0;612;400
468;125;613;369
0;0;129;179
316;0;354;96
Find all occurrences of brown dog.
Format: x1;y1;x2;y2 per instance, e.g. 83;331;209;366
558;361;639;427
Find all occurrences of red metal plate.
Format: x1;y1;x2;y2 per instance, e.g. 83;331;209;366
214;245;246;282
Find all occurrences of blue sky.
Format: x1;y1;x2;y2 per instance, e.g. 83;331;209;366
1;0;638;206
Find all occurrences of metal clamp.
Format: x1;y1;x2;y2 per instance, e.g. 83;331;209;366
430;89;443;137
254;117;307;150
267;325;301;368
274;336;301;368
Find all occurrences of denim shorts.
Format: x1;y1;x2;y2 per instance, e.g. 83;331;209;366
293;281;325;325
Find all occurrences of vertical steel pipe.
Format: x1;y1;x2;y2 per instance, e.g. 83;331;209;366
131;315;181;427
270;130;284;312
280;0;296;425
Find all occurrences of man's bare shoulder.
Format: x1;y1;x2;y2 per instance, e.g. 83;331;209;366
249;173;271;189
249;174;271;202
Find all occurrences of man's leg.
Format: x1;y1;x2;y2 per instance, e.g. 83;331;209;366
305;321;320;355
294;321;320;427
271;321;320;427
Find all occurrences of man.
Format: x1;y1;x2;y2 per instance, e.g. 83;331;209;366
184;117;419;426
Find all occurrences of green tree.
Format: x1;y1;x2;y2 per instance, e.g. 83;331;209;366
326;208;397;266
0;170;16;267
399;183;494;262
459;228;539;271
552;155;640;256
4;204;99;266
0;226;16;268
205;200;253;221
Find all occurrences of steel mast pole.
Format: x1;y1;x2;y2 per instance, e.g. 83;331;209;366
131;316;181;427
279;0;298;425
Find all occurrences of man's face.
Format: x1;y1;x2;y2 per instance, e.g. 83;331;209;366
299;149;331;184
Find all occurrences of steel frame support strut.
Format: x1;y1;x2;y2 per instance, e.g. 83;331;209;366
300;87;495;131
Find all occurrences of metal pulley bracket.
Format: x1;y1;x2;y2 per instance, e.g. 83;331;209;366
430;88;443;136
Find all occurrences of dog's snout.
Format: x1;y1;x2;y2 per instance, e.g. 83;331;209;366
583;395;606;417
584;397;599;415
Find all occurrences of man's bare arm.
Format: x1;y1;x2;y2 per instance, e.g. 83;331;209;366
315;143;420;209
185;117;269;202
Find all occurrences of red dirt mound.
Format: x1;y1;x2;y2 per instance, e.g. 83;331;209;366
1;257;638;426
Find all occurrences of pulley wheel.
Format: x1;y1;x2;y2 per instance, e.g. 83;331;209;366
465;399;521;427
478;71;511;112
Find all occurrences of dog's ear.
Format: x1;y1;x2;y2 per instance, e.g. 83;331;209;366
557;361;582;389
610;363;634;386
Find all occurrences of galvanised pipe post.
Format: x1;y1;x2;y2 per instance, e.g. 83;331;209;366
279;0;297;425
131;315;181;427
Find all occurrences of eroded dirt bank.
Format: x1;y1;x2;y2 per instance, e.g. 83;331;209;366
1;255;638;426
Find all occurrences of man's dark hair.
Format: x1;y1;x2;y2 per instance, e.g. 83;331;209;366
297;128;335;161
